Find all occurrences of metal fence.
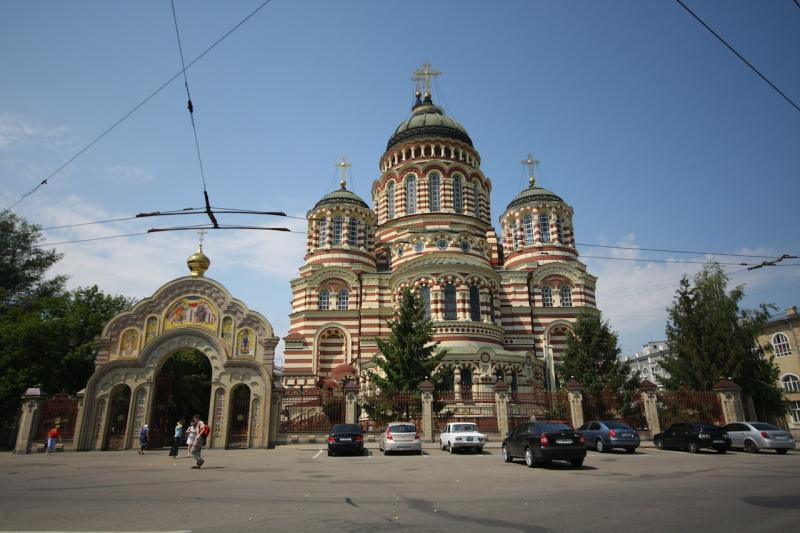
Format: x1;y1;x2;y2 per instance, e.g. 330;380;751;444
358;391;422;433
508;389;570;428
657;389;723;428
36;393;79;440
434;389;498;432
582;390;648;431
279;389;345;433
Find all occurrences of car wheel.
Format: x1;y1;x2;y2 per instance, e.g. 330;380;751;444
524;447;535;468
687;442;699;454
654;438;664;450
570;458;584;468
440;440;446;451
383;448;389;455
776;448;788;455
477;447;484;455
327;449;333;457
502;444;513;463
416;450;423;455
596;439;605;453
715;447;727;454
449;443;456;454
744;440;758;453
626;447;636;454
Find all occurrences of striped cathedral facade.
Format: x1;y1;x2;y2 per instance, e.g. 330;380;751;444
283;80;597;394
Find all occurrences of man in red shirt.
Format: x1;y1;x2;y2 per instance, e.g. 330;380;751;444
46;424;61;454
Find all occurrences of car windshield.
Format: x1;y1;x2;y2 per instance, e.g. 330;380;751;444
537;423;572;433
331;424;361;435
389;424;416;433
603;422;633;430
750;423;779;431
452;424;478;433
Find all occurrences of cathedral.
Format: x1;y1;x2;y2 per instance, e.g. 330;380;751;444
282;68;598;395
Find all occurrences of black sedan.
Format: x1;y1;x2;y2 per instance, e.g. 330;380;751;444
327;423;365;456
502;421;586;468
653;422;731;453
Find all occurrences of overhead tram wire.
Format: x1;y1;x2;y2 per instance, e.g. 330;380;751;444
674;0;800;113
1;0;276;214
575;242;781;259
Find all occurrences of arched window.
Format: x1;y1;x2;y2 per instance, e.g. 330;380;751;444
495;369;504;383
556;216;565;243
318;289;330;310
560;286;572;307
453;176;464;214
489;291;495;323
469;286;481;321
539;214;551;243
318;218;328;247
511;220;521;250
429;173;441;212
337;289;349;310
332;215;343;245
541;287;553;307
348;218;359;246
473;181;480;217
406;176;417;214
523;214;534;245
460;368;473;400
444;284;457;320
387;181;396;220
773;333;792;356
420;285;431;321
511;371;518;393
782;374;800;393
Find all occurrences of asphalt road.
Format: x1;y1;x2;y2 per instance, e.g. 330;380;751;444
0;445;798;532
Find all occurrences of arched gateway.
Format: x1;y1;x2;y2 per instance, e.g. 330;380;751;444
73;246;280;451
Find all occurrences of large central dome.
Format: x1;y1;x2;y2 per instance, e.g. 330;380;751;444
386;93;473;151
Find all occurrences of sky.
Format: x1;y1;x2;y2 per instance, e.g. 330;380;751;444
2;0;799;361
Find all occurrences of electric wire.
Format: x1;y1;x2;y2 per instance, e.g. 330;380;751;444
674;0;800;113
1;0;275;213
575;242;778;259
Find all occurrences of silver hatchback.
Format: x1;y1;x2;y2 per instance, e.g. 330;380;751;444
722;421;795;454
379;422;422;455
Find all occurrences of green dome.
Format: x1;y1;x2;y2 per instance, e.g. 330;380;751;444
313;186;369;210
386;94;473;151
506;185;565;210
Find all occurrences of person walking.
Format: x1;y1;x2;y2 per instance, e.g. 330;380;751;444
169;419;184;457
45;424;61;454
190;415;206;469
138;424;149;455
185;422;196;458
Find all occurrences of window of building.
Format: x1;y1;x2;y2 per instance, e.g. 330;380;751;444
406;176;417;214
790;401;800;424
495;369;504;383
348;218;359;246
318;289;330;310
511;220;521;250
318;218;328;247
782;374;800;393
414;241;424;253
541;287;553;307
332;215;343;245
337;289;349;310
539;214;551;243
489;292;495;323
453;176;464;214
444;284;457;320
469;286;481;321
387;181;396;220
773;333;792;356
460;240;471;252
420;285;431;321
556;216;565;243
436;239;448;251
511;371;518;392
429;173;441;212
523;214;534;245
473;182;481;217
560;286;572;307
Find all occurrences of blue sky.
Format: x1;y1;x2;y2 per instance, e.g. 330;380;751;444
2;0;799;359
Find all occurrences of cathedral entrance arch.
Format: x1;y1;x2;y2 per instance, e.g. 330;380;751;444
226;384;251;449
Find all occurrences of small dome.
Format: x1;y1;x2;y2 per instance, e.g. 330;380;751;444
187;246;210;276
386;94;472;151
313;182;369;210
506;184;565;211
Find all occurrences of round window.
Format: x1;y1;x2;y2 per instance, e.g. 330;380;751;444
460;241;471;252
413;241;425;253
436;239;448;251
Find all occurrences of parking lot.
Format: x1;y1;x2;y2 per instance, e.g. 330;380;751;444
1;445;798;532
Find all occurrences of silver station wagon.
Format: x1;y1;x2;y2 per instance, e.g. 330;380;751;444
722;422;795;454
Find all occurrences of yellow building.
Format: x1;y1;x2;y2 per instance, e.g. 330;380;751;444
758;306;800;437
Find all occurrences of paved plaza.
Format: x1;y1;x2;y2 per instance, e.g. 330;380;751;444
0;446;798;532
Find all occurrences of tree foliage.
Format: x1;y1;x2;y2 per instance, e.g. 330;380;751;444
560;308;639;397
660;262;784;417
371;287;447;392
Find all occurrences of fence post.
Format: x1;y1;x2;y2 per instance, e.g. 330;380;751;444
494;381;510;438
268;381;285;449
566;379;584;429
344;381;359;425
15;388;47;454
639;380;661;436
713;378;744;424
420;380;435;443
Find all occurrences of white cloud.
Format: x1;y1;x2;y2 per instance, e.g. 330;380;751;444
0;114;67;149
107;165;154;184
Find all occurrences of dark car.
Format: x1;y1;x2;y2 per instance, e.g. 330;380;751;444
501;421;587;468
653;422;730;453
578;420;640;453
327;424;364;456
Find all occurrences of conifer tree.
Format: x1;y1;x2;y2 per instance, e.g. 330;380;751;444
371;287;446;392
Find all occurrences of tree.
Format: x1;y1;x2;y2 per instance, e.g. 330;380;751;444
371;287;447;392
560;308;639;398
660;262;785;418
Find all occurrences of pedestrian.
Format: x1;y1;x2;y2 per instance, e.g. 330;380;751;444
138;424;149;455
169;419;184;457
185;422;196;458
45;424;61;454
190;414;206;469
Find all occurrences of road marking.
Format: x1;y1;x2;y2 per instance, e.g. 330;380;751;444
2;531;192;533
312;450;323;459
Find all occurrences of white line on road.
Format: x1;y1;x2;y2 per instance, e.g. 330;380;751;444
312;450;323;459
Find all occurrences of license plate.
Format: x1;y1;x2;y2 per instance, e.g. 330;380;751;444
467;437;473;442
712;440;724;444
622;433;634;438
556;439;573;444
774;436;787;440
340;437;351;442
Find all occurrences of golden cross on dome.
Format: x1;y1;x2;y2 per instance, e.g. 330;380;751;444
197;228;207;251
413;62;441;96
521;153;539;187
335;156;352;189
